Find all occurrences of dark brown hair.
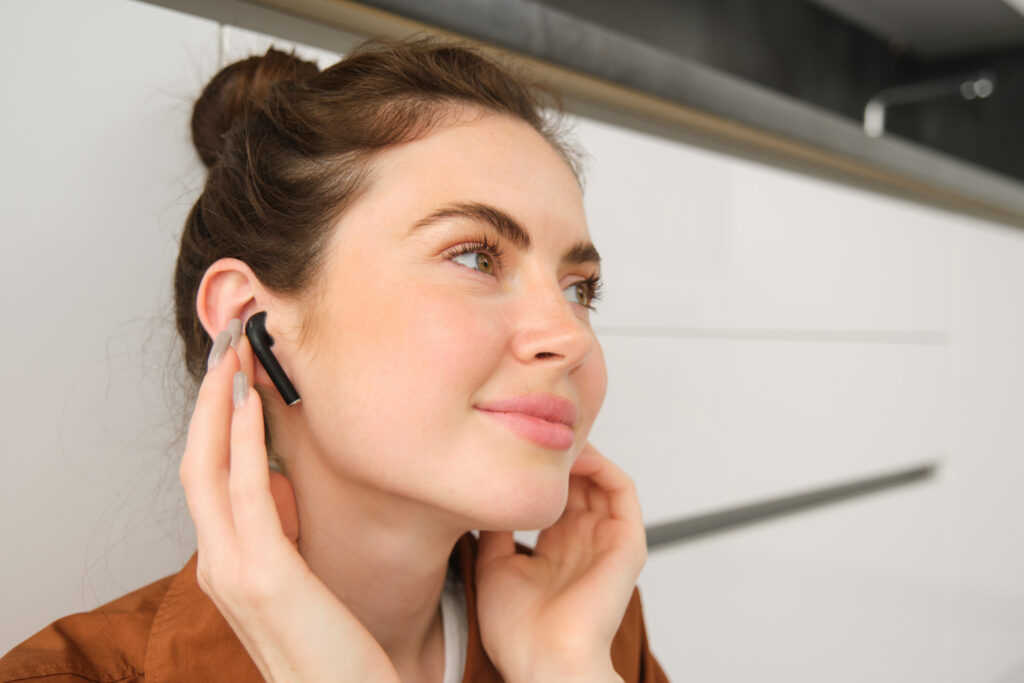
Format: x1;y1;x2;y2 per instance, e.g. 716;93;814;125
175;35;584;390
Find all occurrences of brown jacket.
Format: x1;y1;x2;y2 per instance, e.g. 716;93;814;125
1;533;669;682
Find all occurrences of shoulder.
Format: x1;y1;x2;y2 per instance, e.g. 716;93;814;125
0;572;175;683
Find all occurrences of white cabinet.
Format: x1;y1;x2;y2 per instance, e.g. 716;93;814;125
575;115;950;520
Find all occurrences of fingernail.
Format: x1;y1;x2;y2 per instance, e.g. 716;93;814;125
207;330;230;371
233;371;248;408
268;454;285;474
228;318;243;348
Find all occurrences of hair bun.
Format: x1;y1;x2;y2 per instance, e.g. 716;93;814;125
191;47;320;168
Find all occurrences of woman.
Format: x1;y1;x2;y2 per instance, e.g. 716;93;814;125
0;36;666;682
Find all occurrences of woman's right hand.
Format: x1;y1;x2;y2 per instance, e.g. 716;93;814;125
178;320;400;682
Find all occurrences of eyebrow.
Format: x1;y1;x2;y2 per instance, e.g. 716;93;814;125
409;201;601;268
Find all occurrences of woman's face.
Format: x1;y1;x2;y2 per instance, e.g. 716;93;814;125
285;112;607;531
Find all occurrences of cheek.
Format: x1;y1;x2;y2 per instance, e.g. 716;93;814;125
580;340;608;430
390;292;502;391
319;288;505;443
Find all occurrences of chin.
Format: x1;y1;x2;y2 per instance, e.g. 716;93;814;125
472;478;570;532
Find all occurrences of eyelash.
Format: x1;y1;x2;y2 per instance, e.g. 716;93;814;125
442;234;604;311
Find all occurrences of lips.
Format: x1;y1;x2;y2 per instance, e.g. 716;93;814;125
475;393;579;451
475;393;579;429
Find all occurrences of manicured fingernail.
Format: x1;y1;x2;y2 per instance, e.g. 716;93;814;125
228;318;242;348
207;330;230;370
233;371;248;408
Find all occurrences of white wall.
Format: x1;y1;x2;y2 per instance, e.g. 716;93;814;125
1;0;214;650
0;0;348;653
4;1;1024;680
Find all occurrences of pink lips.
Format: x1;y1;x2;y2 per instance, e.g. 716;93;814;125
475;393;579;450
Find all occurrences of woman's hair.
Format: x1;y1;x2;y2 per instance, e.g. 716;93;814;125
175;35;584;390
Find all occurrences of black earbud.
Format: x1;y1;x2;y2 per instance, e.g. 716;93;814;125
245;311;301;406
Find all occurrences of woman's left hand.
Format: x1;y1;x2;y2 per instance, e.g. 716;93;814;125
475;442;648;682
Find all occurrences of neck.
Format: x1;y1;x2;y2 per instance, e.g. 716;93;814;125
285;448;468;678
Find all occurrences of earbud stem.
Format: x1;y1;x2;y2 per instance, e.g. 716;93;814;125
245;311;301;406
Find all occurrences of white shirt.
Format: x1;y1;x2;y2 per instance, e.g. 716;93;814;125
440;560;468;683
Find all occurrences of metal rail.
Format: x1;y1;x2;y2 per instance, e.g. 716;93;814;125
646;461;938;550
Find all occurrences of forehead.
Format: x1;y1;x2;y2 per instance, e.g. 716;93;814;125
345;113;588;243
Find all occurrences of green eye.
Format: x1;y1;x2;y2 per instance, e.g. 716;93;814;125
564;277;603;311
564;282;585;306
452;250;495;275
445;235;504;276
445;236;603;312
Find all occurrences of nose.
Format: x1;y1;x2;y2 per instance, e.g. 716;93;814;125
509;277;596;372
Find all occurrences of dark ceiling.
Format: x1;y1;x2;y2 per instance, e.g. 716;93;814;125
531;0;1024;183
805;0;1024;59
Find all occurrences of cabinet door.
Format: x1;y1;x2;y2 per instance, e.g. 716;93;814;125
574;115;949;521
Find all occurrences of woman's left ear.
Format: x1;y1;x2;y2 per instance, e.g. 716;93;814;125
196;258;263;340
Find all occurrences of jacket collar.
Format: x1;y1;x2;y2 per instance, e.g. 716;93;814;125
144;532;503;682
